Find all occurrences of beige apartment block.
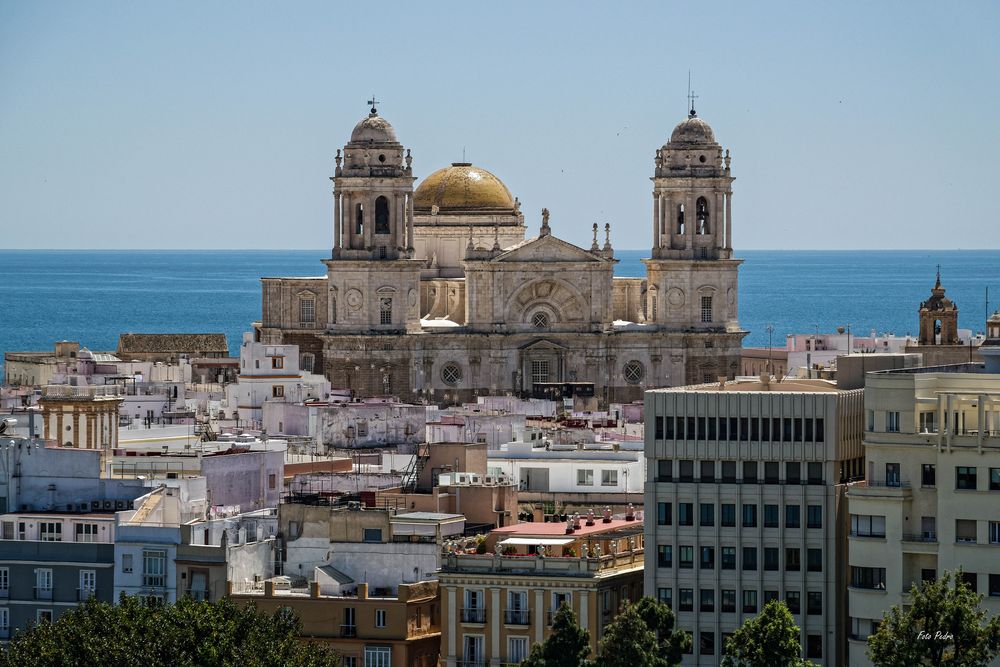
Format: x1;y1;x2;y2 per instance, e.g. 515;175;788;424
644;377;864;666
229;579;440;667
437;515;644;666
847;363;1000;666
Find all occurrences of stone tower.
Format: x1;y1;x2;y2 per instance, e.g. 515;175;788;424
641;104;742;358
323;103;423;333
918;269;959;345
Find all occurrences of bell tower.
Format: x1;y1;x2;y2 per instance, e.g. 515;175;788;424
642;101;743;349
324;102;423;333
331;99;416;260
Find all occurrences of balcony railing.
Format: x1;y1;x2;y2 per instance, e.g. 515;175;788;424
461;607;486;624
902;533;938;543
77;587;96;601
503;609;530;625
34;587;53;600
340;624;357;638
0;588;8;599
457;661;488;667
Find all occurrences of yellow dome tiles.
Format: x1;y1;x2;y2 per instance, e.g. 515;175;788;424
413;163;515;211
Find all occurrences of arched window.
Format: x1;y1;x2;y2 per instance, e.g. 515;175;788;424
531;311;550;328
375;196;390;234
676;204;685;235
696;197;709;234
355;203;364;235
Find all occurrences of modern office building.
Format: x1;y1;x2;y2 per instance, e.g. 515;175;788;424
846;356;1000;665
644;376;864;666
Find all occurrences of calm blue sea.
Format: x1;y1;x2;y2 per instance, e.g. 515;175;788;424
1;250;998;381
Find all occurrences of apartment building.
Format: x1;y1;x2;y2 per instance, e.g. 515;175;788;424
644;376;864;666
229;579;440;667
846;360;1000;666
0;510;117;638
437;512;645;666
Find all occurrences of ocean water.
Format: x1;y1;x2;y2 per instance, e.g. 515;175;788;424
0;249;997;381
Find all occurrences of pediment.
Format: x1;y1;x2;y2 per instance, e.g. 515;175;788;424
494;235;608;264
519;337;570;351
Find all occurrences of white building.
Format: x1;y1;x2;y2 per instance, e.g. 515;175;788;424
228;333;331;423
644;376;864;666
488;440;644;499
846;355;1000;666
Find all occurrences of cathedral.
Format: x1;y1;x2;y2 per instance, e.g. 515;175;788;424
255;102;745;406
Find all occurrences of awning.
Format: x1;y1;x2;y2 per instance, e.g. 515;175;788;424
498;537;575;546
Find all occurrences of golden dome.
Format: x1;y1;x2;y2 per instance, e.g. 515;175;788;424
414;163;515;211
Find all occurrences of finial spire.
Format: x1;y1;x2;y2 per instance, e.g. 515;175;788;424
368;95;379;116
687;71;699;118
935;264;941;288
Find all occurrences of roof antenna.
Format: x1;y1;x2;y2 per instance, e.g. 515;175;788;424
463;146;466;162
687;71;698;118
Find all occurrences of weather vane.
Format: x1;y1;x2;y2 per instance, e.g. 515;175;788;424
368;96;379;115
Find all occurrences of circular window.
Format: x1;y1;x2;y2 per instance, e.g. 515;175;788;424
699;155;706;163
441;362;463;386
531;312;550;328
378;154;386;163
623;360;644;385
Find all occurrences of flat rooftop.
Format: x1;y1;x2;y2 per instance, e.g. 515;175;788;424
491;517;643;539
650;378;841;394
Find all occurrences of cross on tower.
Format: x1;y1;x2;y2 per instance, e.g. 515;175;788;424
687;70;698;117
368;96;379;115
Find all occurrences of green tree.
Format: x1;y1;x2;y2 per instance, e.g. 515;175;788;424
867;569;1000;667
0;595;342;667
593;597;691;667
721;600;812;667
522;602;592;667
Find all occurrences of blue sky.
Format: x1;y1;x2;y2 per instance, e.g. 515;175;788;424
1;1;998;250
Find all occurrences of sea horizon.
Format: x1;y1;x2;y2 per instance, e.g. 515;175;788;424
2;248;997;383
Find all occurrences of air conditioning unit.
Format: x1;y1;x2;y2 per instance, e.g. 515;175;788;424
115;500;126;510
91;500;101;510
79;503;90;512
127;500;135;510
102;500;113;510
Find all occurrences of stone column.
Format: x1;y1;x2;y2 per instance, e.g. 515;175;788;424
446;586;457;667
343;194;353;248
715;191;725;250
365;196;374;249
652;193;660;250
534;588;545;644
490;587;501;661
406;193;415;251
725;191;733;251
333;192;341;250
396;194;405;250
686;194;696;250
663;195;671;248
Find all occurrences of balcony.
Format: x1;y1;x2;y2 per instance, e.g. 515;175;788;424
461;608;486;624
503;609;530;625
847;479;912;499
340;624;357;638
0;588;8;599
457;661;488;667
77;587;97;601
34;587;53;600
185;589;209;602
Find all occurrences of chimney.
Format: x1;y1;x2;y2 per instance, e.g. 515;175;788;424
759;373;771;390
717;376;727;389
357;583;369;600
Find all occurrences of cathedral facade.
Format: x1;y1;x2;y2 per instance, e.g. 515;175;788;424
256;103;745;406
